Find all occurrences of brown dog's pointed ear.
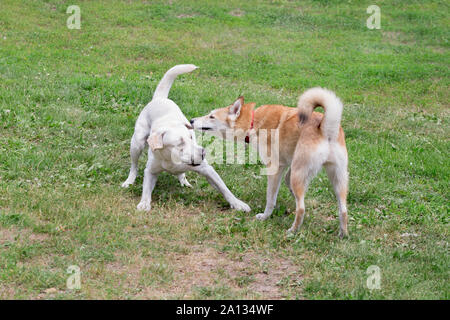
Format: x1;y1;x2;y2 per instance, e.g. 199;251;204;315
229;96;244;118
147;131;164;151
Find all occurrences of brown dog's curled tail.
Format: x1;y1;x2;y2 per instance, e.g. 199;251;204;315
297;87;343;141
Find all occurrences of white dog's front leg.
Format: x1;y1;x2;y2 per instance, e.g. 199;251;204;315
137;165;158;212
194;163;250;212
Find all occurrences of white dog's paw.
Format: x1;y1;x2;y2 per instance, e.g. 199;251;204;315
230;199;251;212
180;179;192;188
121;179;134;188
137;200;151;212
255;213;269;221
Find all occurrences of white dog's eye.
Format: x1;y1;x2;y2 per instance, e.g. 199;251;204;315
209;115;215;119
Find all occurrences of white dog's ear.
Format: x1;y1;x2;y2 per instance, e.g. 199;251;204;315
229;96;244;119
147;131;164;151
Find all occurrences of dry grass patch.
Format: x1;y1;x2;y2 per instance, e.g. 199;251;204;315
149;245;300;299
382;31;416;46
98;241;302;299
229;9;245;17
0;226;49;246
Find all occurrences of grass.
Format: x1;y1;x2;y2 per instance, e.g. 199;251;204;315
0;0;448;299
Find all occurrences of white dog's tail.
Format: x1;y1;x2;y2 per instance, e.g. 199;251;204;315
297;87;343;141
153;64;198;99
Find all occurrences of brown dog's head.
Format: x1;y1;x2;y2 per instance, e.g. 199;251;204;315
190;96;255;139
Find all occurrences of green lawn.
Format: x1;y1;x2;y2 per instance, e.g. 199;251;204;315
0;0;448;299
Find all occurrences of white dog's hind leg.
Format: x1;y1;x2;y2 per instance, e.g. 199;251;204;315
194;163;250;212
122;132;147;188
178;173;192;188
137;164;158;212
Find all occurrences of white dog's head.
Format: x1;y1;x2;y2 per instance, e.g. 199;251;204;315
147;123;205;167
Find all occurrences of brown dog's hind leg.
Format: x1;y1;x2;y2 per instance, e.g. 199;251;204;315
284;167;294;197
288;182;306;234
325;161;349;238
288;145;323;234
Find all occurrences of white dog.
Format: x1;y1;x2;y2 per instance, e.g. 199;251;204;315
122;64;250;212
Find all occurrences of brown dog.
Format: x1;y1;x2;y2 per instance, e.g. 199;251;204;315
190;88;348;237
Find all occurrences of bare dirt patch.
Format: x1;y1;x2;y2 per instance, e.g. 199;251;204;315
141;245;301;299
101;239;302;299
247;258;300;299
229;9;245;17
176;13;198;19
382;31;415;46
0;284;16;299
0;226;48;246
